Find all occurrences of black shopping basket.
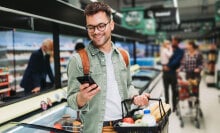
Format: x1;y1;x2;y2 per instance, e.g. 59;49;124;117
114;98;171;133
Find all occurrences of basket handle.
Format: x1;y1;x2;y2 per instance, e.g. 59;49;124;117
148;98;166;120
121;98;166;119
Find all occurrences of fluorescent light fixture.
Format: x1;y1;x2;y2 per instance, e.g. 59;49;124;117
115;12;123;18
90;0;98;2
111;8;123;18
173;0;180;24
155;11;171;17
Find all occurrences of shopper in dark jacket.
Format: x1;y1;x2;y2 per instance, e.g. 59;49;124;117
20;39;54;95
163;36;184;111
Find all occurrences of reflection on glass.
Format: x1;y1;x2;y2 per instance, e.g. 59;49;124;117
0;28;55;105
0;28;13;103
134;70;158;78
132;80;149;89
3;106;77;133
20;38;54;95
59;35;86;87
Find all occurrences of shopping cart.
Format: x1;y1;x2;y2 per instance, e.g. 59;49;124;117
176;75;203;129
114;98;171;133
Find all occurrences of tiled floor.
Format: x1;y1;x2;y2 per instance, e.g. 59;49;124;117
166;78;220;133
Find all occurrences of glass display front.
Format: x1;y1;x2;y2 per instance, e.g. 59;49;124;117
59;35;86;87
0;28;54;105
0;28;91;105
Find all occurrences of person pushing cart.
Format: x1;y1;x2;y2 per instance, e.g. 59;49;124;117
176;40;204;128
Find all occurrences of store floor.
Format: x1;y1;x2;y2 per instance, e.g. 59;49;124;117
162;78;220;133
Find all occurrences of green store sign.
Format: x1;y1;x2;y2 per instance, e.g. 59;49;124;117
215;1;220;27
121;7;156;35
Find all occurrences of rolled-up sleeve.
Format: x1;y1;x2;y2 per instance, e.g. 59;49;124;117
67;54;89;111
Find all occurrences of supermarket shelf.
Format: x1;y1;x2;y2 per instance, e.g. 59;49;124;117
0;88;10;93
16;87;24;93
0;82;9;86
61;70;66;73
0;0;147;42
61;78;68;82
16;77;22;82
0;72;9;75
7;47;37;51
0;88;67;125
60;48;73;51
60;55;71;58
9;77;22;84
60;62;68;66
0;48;7;52
6;57;29;62
0;59;9;63
9;68;26;73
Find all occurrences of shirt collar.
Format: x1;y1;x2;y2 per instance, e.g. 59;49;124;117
41;48;47;56
88;41;119;56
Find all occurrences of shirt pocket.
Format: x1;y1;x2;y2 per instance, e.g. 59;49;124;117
120;67;128;80
118;61;128;82
89;63;104;86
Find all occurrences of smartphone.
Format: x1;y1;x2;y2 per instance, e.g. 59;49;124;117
76;75;96;85
77;75;97;92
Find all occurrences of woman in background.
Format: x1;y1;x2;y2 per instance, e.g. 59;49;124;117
160;40;173;66
179;40;203;82
178;40;203;108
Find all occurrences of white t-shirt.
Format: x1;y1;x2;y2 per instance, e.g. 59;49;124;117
104;51;122;121
160;47;173;65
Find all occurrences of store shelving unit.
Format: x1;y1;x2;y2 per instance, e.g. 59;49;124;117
0;0;147;107
6;37;43;92
0;45;10;100
60;49;71;85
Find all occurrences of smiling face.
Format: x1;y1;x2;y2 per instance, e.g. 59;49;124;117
86;11;114;49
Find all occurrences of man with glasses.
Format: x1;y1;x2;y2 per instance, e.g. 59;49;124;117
67;2;150;133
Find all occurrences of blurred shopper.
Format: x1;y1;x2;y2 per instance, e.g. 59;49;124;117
163;36;184;111
20;39;54;95
75;42;85;52
46;50;55;88
178;40;203;84
67;2;150;133
178;41;203;109
160;40;173;65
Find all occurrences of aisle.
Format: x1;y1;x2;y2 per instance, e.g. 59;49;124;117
168;78;220;133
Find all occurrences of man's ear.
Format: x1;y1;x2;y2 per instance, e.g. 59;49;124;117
110;20;115;31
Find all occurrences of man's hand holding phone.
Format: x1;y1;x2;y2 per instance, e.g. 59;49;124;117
76;76;100;108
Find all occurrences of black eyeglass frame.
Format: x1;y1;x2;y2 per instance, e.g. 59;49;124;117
85;20;111;33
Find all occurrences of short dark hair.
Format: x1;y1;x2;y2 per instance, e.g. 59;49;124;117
84;2;112;20
188;40;198;49
172;35;181;43
75;42;85;51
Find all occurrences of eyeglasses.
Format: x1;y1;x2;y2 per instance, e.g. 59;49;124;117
86;20;110;33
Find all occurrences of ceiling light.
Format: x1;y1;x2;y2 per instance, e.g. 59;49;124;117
155;11;171;17
173;0;180;24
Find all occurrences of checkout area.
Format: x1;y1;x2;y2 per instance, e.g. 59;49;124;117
0;65;162;133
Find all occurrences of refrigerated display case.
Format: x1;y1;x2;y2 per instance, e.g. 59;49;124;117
11;30;52;92
0;28;53;103
0;67;10;101
59;35;87;87
131;68;161;94
3;103;77;133
0;28;89;104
